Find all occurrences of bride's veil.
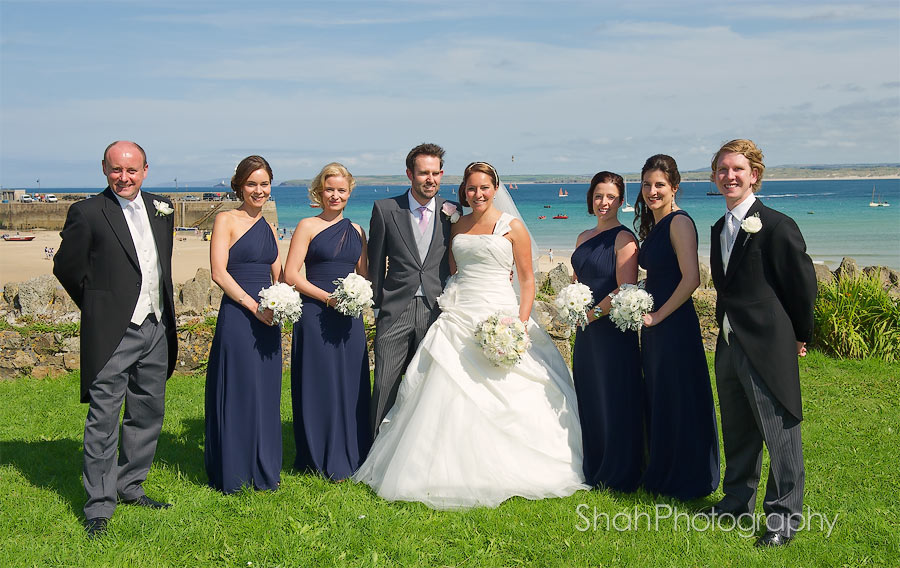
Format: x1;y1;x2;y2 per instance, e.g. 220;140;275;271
494;180;539;265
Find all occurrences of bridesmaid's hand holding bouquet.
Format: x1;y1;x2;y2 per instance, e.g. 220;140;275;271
257;282;304;325
330;273;374;318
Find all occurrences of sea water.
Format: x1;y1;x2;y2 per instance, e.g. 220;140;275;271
51;178;900;269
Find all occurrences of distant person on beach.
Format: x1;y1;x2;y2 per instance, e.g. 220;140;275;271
53;141;177;539
570;171;642;491
548;248;554;263
635;154;720;501
204;155;283;494
704;139;816;548
367;143;456;438
284;162;372;479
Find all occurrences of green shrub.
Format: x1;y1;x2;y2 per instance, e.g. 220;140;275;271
812;270;900;362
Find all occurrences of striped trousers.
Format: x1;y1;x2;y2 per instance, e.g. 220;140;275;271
714;333;805;536
370;297;439;438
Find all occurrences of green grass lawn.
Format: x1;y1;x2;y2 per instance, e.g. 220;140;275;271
1;352;898;567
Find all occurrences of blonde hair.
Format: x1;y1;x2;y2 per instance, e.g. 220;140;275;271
710;139;765;192
308;162;355;206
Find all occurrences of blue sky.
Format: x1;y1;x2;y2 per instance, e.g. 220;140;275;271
1;0;898;188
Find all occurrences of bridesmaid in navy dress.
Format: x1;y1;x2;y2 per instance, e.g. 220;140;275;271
634;154;720;501
284;162;372;480
570;171;643;492
206;155;284;493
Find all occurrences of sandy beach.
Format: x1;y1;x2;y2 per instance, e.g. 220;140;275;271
0;230;293;288
1;230;576;288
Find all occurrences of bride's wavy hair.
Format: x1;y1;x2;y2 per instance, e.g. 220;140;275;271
458;161;500;206
231;155;273;201
633;154;680;241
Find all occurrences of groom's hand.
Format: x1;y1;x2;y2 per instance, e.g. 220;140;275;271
796;341;807;357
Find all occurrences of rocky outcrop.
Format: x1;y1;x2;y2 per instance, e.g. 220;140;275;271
2;258;899;379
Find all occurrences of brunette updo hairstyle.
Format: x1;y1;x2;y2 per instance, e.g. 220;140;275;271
308;162;356;207
634;154;680;241
231;155;273;200
457;161;500;206
586;171;625;214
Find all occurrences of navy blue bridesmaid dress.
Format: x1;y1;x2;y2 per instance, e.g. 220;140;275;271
291;218;372;480
571;226;644;492
638;210;720;500
205;217;282;493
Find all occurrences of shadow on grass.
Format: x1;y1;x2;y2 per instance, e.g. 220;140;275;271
152;417;299;486
1;438;84;516
153;418;207;484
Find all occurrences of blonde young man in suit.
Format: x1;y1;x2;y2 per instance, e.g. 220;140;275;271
54;141;177;538
705;139;816;547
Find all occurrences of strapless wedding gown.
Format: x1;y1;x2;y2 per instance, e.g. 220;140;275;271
353;213;587;509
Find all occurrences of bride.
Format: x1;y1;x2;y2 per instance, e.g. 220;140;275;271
353;161;587;509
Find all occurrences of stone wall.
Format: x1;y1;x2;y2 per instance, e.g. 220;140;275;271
0;198;278;231
2;258;898;380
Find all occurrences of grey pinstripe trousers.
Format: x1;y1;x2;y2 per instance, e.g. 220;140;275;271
83;316;168;519
370;297;439;438
714;333;805;536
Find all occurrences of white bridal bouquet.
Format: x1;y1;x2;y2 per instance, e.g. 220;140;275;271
554;282;594;331
257;282;303;325
608;283;654;332
474;313;532;368
331;273;374;318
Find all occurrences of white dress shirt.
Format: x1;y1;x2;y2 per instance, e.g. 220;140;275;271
407;191;436;227
720;193;757;339
115;191;164;325
407;192;436;297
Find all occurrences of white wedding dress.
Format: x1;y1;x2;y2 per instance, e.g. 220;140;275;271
354;213;588;509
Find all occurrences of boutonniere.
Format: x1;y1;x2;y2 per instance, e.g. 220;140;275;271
739;212;761;247
741;213;762;234
153;200;174;216
441;201;461;223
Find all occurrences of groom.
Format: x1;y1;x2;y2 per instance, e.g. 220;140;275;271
706;139;817;547
54;141;177;538
368;143;456;437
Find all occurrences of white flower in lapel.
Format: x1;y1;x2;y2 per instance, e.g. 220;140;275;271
153;200;174;216
741;213;762;234
441;201;460;223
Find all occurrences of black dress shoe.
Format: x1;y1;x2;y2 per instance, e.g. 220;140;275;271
84;517;108;539
122;495;171;509
755;531;793;547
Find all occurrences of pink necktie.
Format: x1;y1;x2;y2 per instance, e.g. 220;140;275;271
417;206;430;234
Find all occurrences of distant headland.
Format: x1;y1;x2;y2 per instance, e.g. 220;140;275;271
276;164;900;187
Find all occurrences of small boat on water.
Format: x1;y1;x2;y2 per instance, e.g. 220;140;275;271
869;184;890;207
538;215;546;220
543;204;552;208
552;214;568;219
622;183;634;213
706;191;720;196
2;233;36;241
558;187;568;198
310;203;321;208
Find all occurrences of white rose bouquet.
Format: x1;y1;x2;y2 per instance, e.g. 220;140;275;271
257;282;303;325
608;283;654;332
330;273;374;318
554;282;594;331
474;312;531;368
